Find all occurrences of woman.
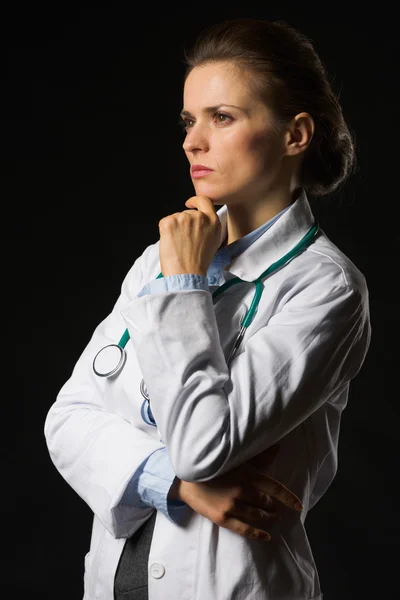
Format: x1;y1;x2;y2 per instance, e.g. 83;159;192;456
44;17;371;600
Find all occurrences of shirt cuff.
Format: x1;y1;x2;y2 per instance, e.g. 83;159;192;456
120;448;187;524
137;274;209;297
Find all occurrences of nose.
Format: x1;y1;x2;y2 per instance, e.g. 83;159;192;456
182;123;210;154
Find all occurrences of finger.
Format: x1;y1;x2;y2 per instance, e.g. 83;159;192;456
219;514;272;542
185;196;218;219
261;475;303;511
240;485;277;513
230;498;278;529
246;465;303;511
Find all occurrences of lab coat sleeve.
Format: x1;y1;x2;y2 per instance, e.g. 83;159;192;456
127;274;204;520
121;267;371;482
125;274;206;519
43;244;168;539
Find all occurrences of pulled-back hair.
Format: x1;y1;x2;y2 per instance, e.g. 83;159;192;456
182;18;357;196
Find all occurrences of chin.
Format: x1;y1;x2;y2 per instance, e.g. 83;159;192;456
192;184;228;204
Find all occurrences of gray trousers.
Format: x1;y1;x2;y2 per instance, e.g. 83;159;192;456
114;510;157;600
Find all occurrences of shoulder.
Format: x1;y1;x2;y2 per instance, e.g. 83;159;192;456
279;228;369;319
307;229;368;296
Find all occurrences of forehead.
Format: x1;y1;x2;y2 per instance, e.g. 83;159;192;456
183;62;253;106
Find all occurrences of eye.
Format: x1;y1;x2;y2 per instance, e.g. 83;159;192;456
214;112;231;124
178;117;193;130
178;112;232;132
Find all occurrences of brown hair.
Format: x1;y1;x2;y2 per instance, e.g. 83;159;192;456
182;18;357;196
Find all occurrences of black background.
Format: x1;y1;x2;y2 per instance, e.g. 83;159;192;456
5;4;398;599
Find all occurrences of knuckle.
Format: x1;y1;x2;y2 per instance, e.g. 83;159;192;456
226;496;241;513
214;512;229;527
176;212;187;223
262;493;275;509
231;484;244;498
243;525;259;540
248;505;265;522
224;496;239;513
227;487;245;508
159;216;171;229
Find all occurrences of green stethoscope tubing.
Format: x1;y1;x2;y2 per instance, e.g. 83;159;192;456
117;221;319;349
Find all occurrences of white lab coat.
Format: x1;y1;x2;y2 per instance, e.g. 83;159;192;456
44;190;371;600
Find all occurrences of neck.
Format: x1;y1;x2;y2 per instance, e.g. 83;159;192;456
224;186;302;246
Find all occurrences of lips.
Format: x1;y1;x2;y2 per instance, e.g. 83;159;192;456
191;164;214;174
191;168;214;179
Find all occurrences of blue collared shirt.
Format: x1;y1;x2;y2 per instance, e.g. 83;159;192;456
119;204;290;522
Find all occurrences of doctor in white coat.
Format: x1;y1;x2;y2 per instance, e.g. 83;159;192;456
44;17;371;600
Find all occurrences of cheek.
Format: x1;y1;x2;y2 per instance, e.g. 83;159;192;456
227;132;277;172
248;130;281;164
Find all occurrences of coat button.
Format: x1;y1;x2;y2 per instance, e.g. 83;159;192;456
150;562;165;579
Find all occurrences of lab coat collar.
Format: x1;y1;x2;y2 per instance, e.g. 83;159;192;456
215;188;316;282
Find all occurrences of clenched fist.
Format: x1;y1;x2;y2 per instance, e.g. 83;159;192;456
158;196;222;277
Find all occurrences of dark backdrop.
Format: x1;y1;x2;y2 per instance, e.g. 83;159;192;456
5;4;398;599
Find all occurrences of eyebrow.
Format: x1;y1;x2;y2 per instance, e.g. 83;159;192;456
180;104;245;117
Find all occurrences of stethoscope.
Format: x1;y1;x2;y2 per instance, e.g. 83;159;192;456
92;222;320;405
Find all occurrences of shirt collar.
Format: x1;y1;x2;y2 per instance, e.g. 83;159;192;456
214;188;315;282
215;203;291;260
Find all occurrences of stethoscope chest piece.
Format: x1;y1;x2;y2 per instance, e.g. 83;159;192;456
93;344;127;378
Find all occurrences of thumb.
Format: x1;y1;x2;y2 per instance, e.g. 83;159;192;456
185;195;217;218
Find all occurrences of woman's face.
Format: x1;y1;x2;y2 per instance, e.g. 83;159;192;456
181;62;287;206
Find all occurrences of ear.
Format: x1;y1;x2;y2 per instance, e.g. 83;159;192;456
285;112;315;156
